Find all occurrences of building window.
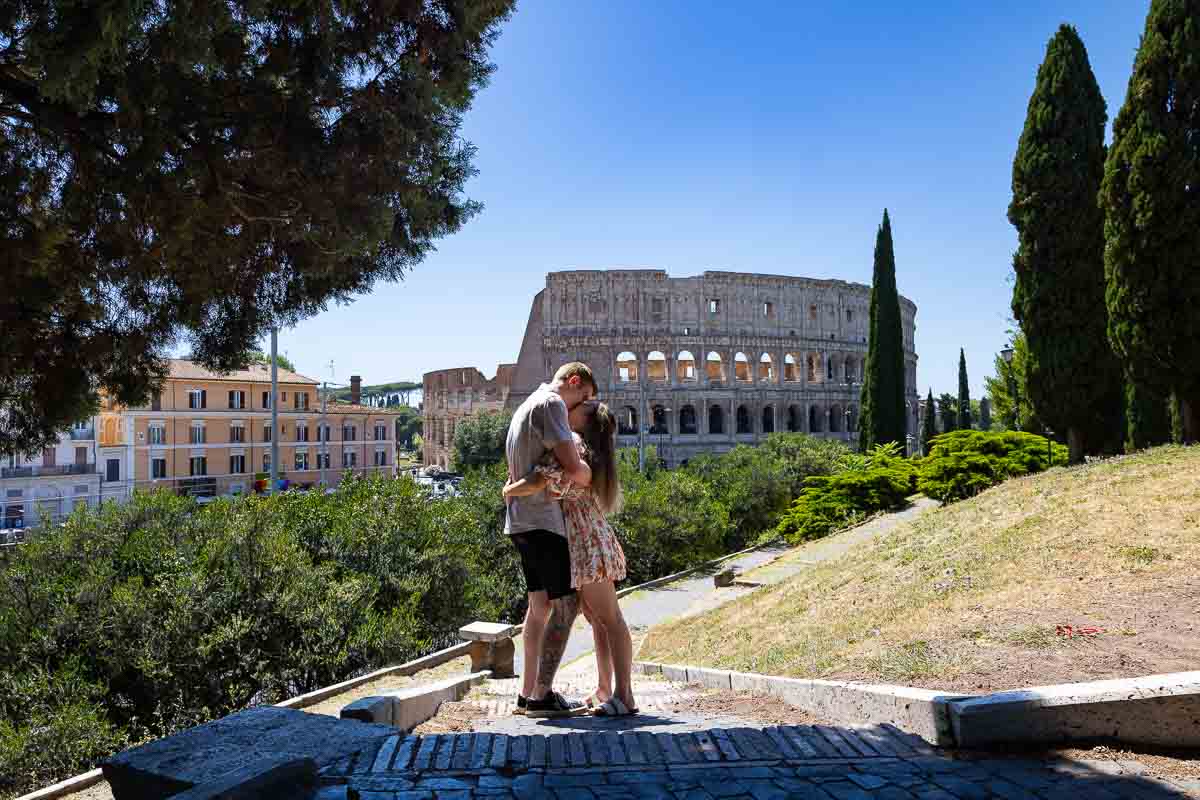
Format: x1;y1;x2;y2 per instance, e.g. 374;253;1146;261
374;450;388;467
190;425;206;444
763;302;774;319
343;424;356;441
190;456;207;476
152;458;167;479
230;455;245;474
228;390;246;409
188;389;207;409
262;391;272;409
683;326;691;336
374;423;387;441
149;425;165;445
708;299;720;314
809;304;818;321
296;423;308;442
230;425;245;443
264;425;272;442
294;393;309;410
846;309;854;322
342;450;357;468
295;451;309;471
151;393;162;411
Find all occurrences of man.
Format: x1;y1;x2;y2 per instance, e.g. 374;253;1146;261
505;361;597;717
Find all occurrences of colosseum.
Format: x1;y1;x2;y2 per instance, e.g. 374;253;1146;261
423;270;919;468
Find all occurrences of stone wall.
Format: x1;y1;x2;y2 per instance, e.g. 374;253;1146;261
424;269;919;467
422;365;516;469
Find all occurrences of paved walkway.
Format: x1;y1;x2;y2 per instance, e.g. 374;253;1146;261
309;721;1198;799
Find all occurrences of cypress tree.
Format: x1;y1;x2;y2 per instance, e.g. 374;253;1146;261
980;397;992;431
921;388;937;454
957;348;973;429
1101;1;1200;443
1125;376;1172;452
859;209;907;450
1009;24;1122;464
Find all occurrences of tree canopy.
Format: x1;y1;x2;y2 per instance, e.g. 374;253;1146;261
1100;0;1200;442
450;410;511;471
859;209;907;450
0;0;513;456
1009;24;1120;462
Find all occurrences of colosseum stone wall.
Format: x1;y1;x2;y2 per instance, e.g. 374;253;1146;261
423;269;918;468
422;364;516;469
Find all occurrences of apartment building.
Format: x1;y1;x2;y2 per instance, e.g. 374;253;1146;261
1;420;102;533
102;360;402;498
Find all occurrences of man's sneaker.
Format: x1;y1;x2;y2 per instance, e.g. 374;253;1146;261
513;694;527;715
525;691;585;718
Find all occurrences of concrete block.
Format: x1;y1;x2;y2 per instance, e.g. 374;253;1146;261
713;568;737;588
661;664;689;683
459;621;518;642
633;661;663;676
686;667;732;691
468;638;516;678
728;671;774;695
165;756;317;800
341;695;394;726
102;707;394;800
949;671;1200;749
791;679;964;747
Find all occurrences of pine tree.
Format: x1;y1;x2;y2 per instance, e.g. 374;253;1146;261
1009;24;1122;463
859;209;907;450
1101;1;1200;443
938;393;958;435
957;348;973;430
921;388;937;454
979;397;992;431
1125;376;1172;452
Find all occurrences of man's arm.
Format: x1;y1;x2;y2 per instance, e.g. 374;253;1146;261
553;439;592;487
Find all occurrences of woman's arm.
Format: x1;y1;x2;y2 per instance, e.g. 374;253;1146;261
503;470;548;499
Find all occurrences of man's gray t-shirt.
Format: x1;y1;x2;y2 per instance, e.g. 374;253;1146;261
504;384;574;537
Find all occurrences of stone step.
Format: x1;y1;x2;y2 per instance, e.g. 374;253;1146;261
322;723;931;777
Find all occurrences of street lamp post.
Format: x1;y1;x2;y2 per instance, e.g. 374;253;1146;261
1000;347;1019;431
1045;427;1054;466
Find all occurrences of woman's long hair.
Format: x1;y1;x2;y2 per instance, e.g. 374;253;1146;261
581;402;622;515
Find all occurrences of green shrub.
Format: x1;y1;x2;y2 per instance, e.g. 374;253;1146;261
684;445;791;551
759;433;853;497
917;430;1068;502
775;444;916;543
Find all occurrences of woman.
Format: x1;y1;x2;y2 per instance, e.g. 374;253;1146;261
503;400;637;717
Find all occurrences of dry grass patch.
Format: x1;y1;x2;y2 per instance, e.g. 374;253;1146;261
639;446;1200;692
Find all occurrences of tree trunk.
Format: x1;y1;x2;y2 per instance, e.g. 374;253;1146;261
1182;396;1199;445
1067;426;1085;465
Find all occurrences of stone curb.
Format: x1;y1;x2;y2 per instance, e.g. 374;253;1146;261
636;661;966;747
614;537;783;600
341;670;491;731
948;671;1200;748
15;769;105;800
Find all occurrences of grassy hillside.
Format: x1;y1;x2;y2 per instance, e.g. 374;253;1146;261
639;446;1200;692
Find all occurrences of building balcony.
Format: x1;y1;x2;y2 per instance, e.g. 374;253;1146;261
69;426;95;441
1;463;97;479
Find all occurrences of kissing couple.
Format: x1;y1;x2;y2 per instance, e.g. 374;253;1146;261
502;362;638;718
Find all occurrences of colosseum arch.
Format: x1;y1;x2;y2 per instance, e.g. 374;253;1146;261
787;404;802;432
677;350;697;382
784;354;800;382
706;352;726;382
736;404;752;434
762;405;775;433
679;405;698;434
830;403;843;433
809;404;823;433
647;351;668;383
758;353;775;382
616;351;638;383
734;352;752;382
806;353;820;383
618;405;638;435
709;404;725;434
650;404;669;434
847;405;859;432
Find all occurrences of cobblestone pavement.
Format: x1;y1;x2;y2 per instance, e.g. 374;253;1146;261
308;721;1200;799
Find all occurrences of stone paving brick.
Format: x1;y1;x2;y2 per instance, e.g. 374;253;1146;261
490;733;509;769
413;734;438;770
567;733;587;767
545;773;600;787
675;789;717;800
415;776;475;791
478;774;514;789
708;728;742;761
450;734;473;771
549;733;568;768
928;774;990;799
657;731;687;764
436;791;472;800
846;773;889;791
526;735;546;768
604;731;626;765
761;727;799;760
553;788;596;800
744;780;790;800
820;780;875;800
728;766;777;780
700;779;751;798
777;726;826;759
813;726;864;759
611;770;672;784
854;726;901;757
692;731;722;762
584;732;608;766
434;733;455;771
512;774;544;800
677;732;706;763
356;792;395;800
394;792;434;800
907;788;957;800
637;731;662;763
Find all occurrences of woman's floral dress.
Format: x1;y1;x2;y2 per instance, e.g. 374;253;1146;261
538;434;627;589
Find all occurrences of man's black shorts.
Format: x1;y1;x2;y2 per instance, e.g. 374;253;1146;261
510;529;575;600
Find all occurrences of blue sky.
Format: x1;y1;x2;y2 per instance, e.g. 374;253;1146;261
269;0;1148;399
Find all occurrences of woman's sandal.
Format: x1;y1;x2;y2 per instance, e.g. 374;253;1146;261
593;697;638;717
